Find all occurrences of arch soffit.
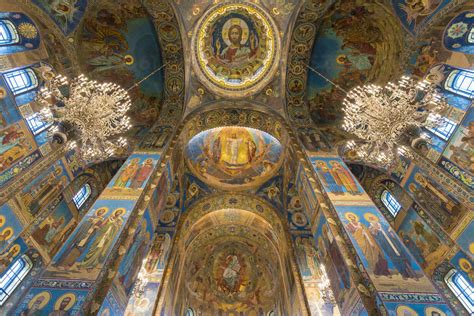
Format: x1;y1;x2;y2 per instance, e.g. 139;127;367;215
180;102;291;145
177;193;291;250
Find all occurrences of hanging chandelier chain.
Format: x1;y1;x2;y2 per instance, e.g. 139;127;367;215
305;64;348;94
305;64;448;168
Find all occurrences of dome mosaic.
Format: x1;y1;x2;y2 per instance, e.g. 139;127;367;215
192;2;280;97
185;126;283;190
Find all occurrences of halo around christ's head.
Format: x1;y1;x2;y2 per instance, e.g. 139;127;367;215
192;2;280;98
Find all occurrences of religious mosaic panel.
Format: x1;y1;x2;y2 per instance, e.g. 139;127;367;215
185;126;283;190
192;2;280;97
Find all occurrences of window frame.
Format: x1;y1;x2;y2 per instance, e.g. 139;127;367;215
444;69;474;99
445;268;474;313
72;183;92;209
25;112;51;136
3;68;39;96
380;189;402;217
426;115;457;142
0;20;19;46
0;254;32;306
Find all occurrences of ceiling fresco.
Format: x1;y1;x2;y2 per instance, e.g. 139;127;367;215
192;2;280;98
174;207;290;315
32;0;87;35
185;126;284;190
391;0;451;34
305;0;405;124
184;236;279;314
76;0;164;133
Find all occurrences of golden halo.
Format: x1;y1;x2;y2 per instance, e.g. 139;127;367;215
396;305;418;316
113;208;126;217
124;54;134;65
469;242;474;255
222;18;249;46
0;215;5;227
28;291;51;309
344;212;359;222
1;227;14;240
425;307;446;316
0;87;7;99
459;258;472;272
10;244;21;256
336;54;347;64
54;293;76;311
408;183;417;193
95;207;109;216
364;213;379;223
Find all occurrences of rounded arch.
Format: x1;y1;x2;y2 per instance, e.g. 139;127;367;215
157;192;309;315
285;0;407;128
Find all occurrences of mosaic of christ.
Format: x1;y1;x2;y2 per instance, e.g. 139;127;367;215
185;127;283;189
211;17;258;68
196;4;276;90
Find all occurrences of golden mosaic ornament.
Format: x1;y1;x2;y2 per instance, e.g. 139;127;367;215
192;2;280;98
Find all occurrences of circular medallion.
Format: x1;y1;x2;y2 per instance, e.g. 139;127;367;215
192;2;280;97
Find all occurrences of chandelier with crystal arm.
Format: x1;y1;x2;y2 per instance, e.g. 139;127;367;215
341;76;448;167
37;74;132;162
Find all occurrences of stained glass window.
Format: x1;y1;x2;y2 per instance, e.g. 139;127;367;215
381;190;402;217
0;20;19;45
3;68;38;95
445;269;474;313
426;114;457;141
445;69;474;99
73;183;92;209
0;255;32;305
468;27;474;44
25;113;51;135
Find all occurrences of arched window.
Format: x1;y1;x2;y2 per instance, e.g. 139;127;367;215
0;20;19;45
0;254;32;305
25;113;51;135
444;269;474;313
426;114;457;141
381;190;402;217
444;69;474;99
3;68;38;95
73;183;92;209
469;27;474;44
185;308;194;316
268;311;275;316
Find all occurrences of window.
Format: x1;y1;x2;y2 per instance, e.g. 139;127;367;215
73;183;92;209
469;27;474;44
25;113;51;135
444;69;474;99
381;190;402;217
3;68;38;95
426;114;457;141
0;255;32;305
185;308;194;316
0;20;19;45
445;269;474;313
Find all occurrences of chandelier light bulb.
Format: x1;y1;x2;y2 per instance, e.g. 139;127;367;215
36;74;133;162
342;76;448;168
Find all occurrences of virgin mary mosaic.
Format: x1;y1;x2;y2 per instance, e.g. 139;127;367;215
192;3;280;97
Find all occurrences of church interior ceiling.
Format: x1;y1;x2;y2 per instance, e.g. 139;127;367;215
0;0;472;315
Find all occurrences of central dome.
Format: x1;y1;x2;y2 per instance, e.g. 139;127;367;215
185;126;283;190
192;2;280;97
